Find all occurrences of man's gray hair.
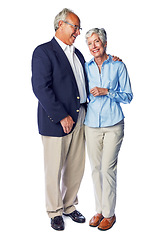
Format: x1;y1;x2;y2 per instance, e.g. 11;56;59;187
54;8;75;31
85;28;107;47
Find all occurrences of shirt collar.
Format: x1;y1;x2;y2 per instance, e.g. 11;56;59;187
54;36;75;53
88;54;112;65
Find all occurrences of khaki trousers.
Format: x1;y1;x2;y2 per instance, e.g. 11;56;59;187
41;107;85;218
85;120;124;218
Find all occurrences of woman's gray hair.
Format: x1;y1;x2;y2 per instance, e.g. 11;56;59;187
85;28;107;46
54;8;75;31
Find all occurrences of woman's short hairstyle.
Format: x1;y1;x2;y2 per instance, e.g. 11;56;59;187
54;8;75;31
85;28;107;47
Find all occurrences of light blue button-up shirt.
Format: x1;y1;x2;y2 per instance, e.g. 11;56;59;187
84;54;133;127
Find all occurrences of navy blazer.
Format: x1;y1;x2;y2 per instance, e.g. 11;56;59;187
31;37;88;137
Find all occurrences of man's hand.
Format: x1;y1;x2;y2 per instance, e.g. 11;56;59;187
90;87;109;97
112;55;122;62
60;115;75;134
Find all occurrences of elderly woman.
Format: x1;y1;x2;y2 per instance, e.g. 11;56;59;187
84;28;133;231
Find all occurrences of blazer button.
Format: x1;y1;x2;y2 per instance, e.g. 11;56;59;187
76;109;79;112
77;96;80;99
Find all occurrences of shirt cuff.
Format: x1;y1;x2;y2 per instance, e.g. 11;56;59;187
108;89;116;98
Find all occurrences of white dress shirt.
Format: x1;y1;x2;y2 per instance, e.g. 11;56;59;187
55;37;87;104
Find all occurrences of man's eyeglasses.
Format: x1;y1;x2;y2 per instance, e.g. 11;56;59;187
63;21;82;31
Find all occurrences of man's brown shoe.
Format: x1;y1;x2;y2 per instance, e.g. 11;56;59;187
89;213;104;227
98;215;116;231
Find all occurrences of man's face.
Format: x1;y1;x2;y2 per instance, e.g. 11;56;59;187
59;13;81;45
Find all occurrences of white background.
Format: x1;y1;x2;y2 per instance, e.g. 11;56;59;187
1;0;160;239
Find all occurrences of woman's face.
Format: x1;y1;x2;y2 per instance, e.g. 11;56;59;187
87;33;107;58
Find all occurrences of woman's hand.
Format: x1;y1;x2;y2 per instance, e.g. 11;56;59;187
90;87;109;97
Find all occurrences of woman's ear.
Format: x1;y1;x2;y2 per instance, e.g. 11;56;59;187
104;41;107;48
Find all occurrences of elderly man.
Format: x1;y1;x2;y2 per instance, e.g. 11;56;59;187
31;8;88;230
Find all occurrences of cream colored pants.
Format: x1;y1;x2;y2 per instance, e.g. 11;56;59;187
85;120;124;218
42;107;85;218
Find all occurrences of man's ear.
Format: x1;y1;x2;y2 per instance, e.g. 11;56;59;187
58;20;63;29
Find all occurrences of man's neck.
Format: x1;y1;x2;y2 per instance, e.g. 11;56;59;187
55;31;68;45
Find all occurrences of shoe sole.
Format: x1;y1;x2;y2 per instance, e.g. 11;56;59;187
89;224;99;227
51;226;64;231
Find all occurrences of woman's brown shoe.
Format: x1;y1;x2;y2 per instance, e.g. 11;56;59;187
98;215;116;231
89;213;104;227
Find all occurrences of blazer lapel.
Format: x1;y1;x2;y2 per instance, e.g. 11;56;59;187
51;38;76;80
51;38;88;95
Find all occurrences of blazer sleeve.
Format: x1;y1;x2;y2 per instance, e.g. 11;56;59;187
31;45;68;124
